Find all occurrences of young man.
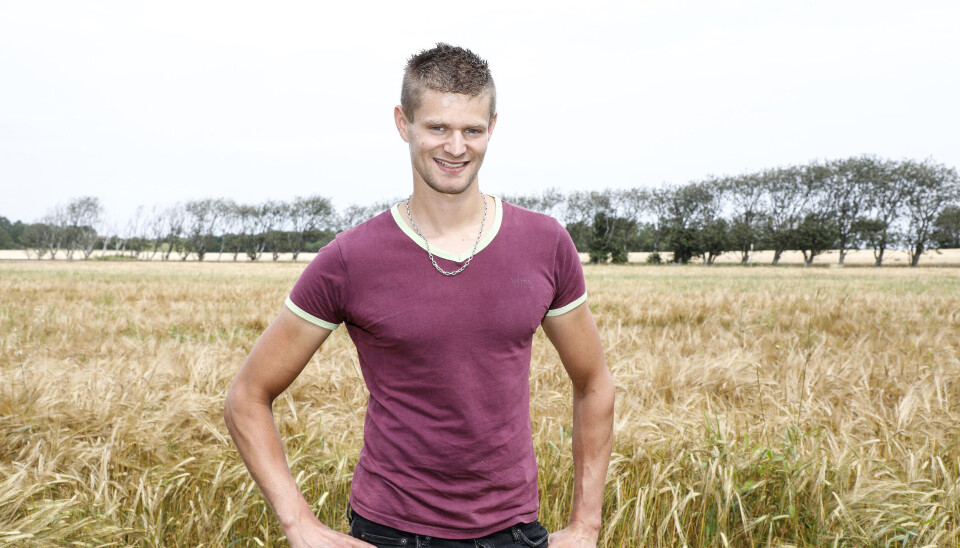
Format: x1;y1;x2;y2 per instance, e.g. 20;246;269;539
224;44;614;548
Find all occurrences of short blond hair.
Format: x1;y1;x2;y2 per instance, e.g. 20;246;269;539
401;43;496;122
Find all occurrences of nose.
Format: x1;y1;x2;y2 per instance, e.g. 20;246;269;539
443;132;466;157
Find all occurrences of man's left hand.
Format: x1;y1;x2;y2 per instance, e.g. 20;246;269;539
548;524;599;548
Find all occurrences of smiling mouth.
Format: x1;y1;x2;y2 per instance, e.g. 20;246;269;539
435;158;469;169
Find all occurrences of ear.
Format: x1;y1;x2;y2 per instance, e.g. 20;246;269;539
487;112;498;140
394;106;411;143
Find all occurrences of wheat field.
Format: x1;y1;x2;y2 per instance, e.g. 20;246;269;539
1;261;959;547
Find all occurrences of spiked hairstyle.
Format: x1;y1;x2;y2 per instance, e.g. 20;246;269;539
400;43;496;122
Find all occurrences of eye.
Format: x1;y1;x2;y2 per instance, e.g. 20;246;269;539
430;126;445;132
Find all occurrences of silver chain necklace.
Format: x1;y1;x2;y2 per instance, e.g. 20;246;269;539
405;193;488;276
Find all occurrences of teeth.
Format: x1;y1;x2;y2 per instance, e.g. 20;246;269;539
436;159;465;168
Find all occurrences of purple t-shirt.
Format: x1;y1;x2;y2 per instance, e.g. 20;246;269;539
286;197;587;539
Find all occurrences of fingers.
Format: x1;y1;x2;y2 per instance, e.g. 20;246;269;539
290;525;374;548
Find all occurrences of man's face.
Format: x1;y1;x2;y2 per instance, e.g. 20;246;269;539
395;90;497;195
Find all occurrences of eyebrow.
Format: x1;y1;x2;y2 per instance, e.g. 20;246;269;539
422;119;488;130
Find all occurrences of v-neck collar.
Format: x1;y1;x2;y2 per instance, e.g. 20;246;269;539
390;196;503;262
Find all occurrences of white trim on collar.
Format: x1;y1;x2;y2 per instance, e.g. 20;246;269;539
390;195;503;262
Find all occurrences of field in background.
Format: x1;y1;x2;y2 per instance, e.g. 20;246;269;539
1;262;959;546
3;247;960;266
627;248;960;267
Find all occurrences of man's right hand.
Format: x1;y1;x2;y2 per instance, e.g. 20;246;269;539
282;507;374;548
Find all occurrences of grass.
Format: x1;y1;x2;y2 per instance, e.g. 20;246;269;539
1;261;959;546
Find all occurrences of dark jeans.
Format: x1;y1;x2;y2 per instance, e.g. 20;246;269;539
348;506;549;548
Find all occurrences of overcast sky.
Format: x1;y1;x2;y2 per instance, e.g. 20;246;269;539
1;1;958;229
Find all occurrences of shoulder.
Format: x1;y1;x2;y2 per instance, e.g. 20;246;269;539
500;200;566;236
335;207;396;246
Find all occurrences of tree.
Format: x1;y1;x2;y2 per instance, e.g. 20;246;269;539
286;195;336;261
338;200;396;231
616;187;655;253
794;212;839;266
827;156;878;265
932;205;960;249
899;159;960;266
722;173;767;264
561;191;602;252
663;181;719;264
261;201;287;261
562;189;641;261
588;211;634;264
74;226;99;260
43;196;104;260
502;188;565;217
759;166;813;265
0;216;24;249
39;208;68;259
212;199;238;260
220;201;250;261
143;205;167;261
238;204;264;261
699;218;731;265
858;158;907;266
791;163;837;267
645;187;673;255
19;222;58;259
162;204;186;261
242;202;284;261
564;221;592;253
0;226;15;249
119;205;152;259
692;179;728;264
851;217;889;265
183;198;228;261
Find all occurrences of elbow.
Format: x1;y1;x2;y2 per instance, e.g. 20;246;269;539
595;368;617;407
599;370;616;410
574;367;615;408
223;383;238;431
223;379;249;434
223;378;273;434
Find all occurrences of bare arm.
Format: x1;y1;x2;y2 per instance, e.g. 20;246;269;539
224;307;372;548
541;303;615;547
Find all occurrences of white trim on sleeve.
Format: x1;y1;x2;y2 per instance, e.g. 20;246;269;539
285;297;340;331
545;292;588;317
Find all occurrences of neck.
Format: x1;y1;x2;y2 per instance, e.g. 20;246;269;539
408;184;486;237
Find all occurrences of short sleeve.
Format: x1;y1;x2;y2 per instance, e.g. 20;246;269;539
285;239;348;330
545;220;587;317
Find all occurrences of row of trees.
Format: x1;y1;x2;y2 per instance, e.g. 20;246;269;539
2;156;958;266
505;156;960;267
4;196;393;262
10;197;105;260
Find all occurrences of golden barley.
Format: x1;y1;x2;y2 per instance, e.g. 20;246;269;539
1;261;958;546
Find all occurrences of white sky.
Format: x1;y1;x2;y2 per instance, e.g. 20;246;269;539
1;1;958;229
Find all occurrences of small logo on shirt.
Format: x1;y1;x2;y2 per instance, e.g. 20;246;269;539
512;277;533;288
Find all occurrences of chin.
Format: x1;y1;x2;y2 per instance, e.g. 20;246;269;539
424;178;477;196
